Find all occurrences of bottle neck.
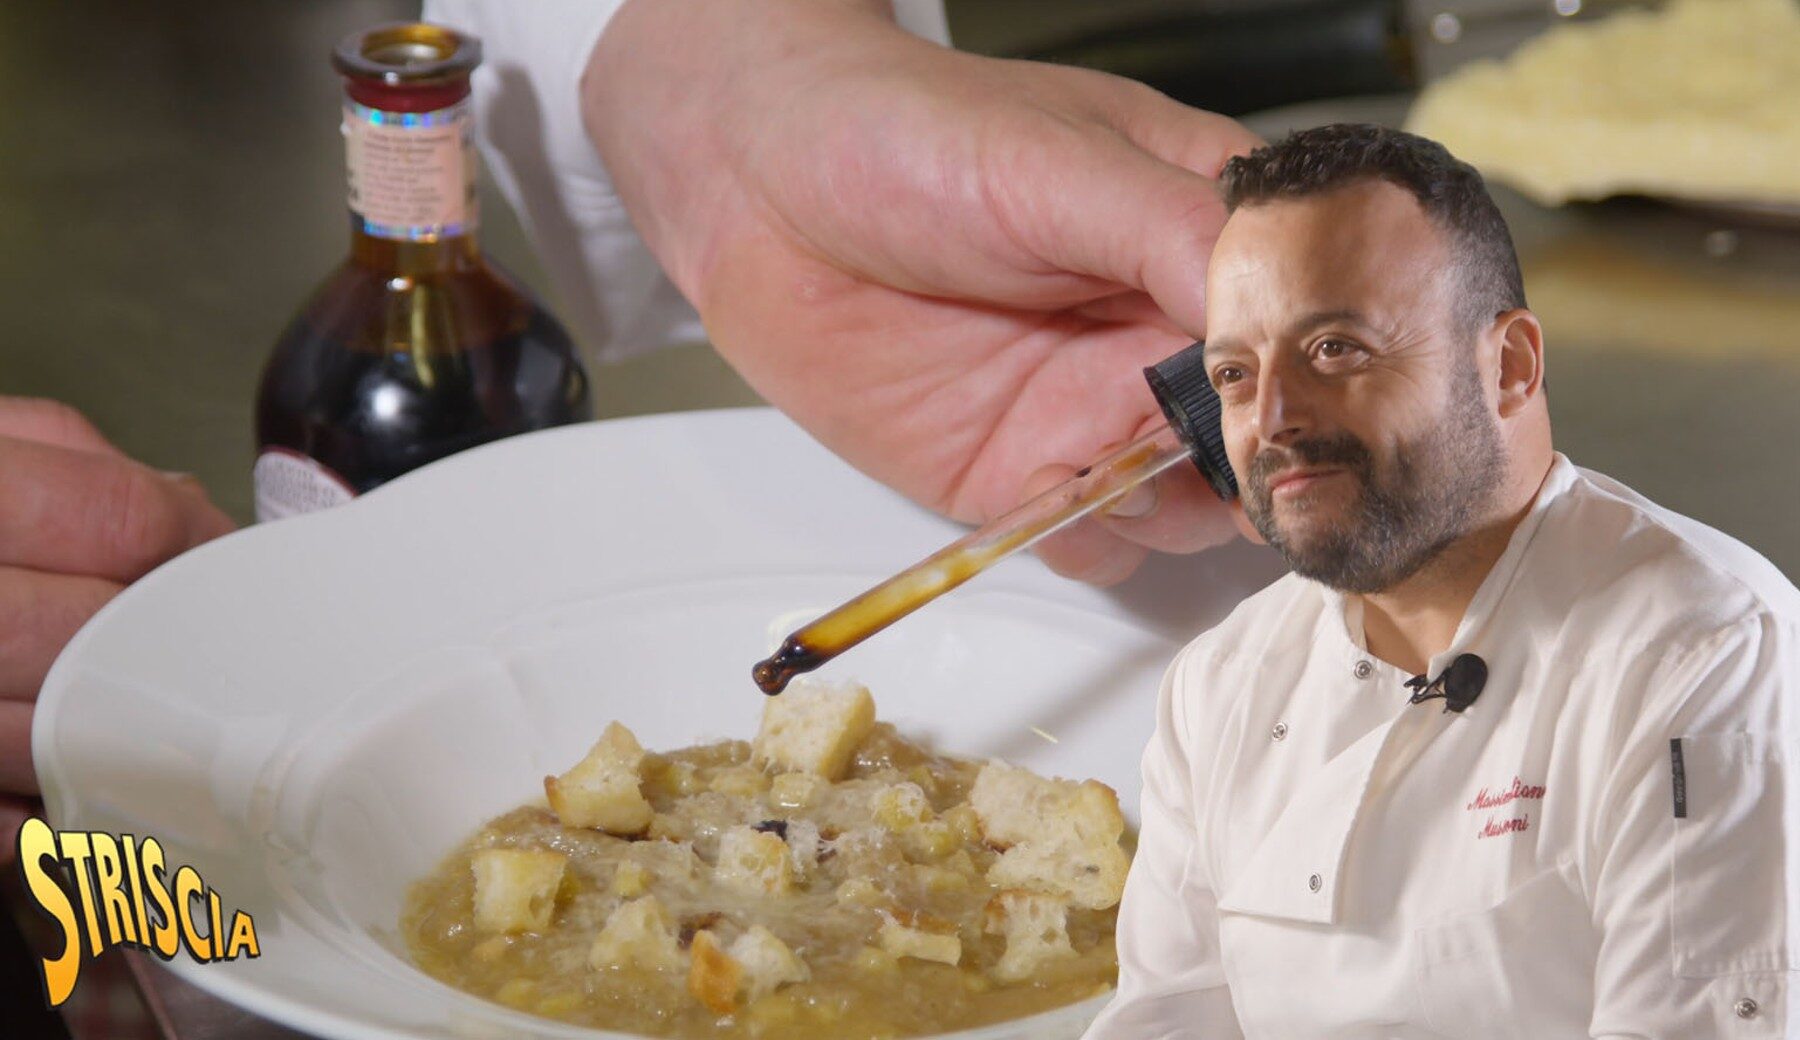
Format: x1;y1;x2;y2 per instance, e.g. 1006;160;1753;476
341;79;480;276
349;220;479;275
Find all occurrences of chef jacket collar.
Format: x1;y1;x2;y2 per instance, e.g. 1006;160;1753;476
1213;457;1578;927
1321;454;1578;685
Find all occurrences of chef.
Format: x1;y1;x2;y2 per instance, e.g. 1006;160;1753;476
1086;123;1800;1039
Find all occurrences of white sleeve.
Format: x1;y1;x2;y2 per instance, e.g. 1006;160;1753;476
1587;613;1800;1038
421;0;700;365
1084;649;1245;1039
421;0;949;367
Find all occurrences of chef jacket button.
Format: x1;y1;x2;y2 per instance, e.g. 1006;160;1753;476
1735;997;1759;1020
1353;660;1374;680
1271;721;1288;742
1307;873;1322;893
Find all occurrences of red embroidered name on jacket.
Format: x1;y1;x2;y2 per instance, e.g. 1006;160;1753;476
1478;815;1530;839
1465;776;1546;812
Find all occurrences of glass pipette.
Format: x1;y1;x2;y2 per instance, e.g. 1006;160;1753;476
751;339;1235;695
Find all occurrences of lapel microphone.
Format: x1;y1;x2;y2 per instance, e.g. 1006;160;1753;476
1404;653;1488;714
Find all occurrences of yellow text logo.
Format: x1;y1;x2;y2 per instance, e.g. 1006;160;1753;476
15;818;260;1008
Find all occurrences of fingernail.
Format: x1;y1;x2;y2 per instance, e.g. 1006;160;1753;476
1104;479;1159;520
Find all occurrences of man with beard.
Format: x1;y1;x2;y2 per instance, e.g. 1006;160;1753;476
1086;123;1800;1038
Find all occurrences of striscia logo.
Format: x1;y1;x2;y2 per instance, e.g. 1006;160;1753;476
15;818;261;1008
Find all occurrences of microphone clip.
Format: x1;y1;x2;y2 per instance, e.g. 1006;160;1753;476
1404;653;1489;714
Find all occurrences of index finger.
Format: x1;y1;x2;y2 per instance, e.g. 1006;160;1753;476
0;437;235;584
0;396;126;457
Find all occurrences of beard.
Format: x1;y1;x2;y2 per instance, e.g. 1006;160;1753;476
1244;358;1505;594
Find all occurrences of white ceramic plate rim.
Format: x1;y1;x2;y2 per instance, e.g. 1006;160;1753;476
34;408;1282;1039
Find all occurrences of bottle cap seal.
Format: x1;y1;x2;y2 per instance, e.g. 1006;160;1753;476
334;23;480;87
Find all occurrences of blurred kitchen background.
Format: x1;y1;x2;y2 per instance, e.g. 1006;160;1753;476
1;0;1796;578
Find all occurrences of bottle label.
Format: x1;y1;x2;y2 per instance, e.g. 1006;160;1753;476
253;448;356;523
343;100;476;241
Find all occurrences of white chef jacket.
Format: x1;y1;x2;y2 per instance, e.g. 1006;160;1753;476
421;0;950;364
1088;453;1800;1039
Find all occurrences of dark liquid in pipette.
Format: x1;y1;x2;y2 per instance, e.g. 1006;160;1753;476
751;548;989;695
751;639;826;695
751;436;1178;695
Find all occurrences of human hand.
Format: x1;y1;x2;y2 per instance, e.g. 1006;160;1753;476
0;397;235;862
586;0;1259;583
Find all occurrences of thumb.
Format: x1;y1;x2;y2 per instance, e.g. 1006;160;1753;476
0;397;125;458
1114;87;1265;185
1026;94;1260;337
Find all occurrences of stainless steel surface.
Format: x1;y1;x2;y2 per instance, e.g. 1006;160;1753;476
9;2;1788;572
1244;94;1800;575
950;0;1637;84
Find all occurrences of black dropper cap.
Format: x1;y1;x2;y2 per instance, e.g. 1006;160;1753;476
1144;341;1238;502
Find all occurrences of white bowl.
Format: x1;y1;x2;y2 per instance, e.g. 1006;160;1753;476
34;408;1282;1040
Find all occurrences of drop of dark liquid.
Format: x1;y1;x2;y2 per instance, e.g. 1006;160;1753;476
751;638;828;695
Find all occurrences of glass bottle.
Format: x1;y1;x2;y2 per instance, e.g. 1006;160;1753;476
253;22;591;522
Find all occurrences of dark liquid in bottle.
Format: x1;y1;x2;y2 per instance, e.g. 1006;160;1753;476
256;261;590;494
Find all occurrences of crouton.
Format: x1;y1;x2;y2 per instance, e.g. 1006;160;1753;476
544;721;654;836
968;761;1124;850
688;930;742;1014
752;678;875;780
714;826;796;896
589;895;685;973
471;847;567;933
877;909;962;966
983;890;1077;982
970;761;1130;909
987;839;1130;910
729;925;810;1004
646;812;690;843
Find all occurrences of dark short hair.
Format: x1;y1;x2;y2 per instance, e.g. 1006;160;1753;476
1219;123;1526;335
